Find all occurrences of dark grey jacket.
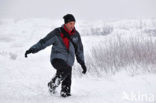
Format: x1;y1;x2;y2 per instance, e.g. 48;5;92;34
29;26;85;67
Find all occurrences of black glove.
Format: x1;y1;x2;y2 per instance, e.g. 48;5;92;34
81;63;87;74
25;48;36;58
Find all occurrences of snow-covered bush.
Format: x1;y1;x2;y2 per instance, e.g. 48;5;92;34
86;36;156;75
90;25;113;36
144;28;156;36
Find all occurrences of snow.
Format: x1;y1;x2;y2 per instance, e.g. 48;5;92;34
0;18;156;103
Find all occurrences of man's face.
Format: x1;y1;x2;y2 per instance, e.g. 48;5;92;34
65;21;75;31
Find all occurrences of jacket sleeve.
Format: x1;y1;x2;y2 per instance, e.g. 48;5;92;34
75;32;85;65
29;29;57;53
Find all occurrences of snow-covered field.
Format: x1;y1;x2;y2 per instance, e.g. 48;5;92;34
0;18;156;103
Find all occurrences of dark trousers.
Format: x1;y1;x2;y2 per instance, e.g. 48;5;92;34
51;58;72;93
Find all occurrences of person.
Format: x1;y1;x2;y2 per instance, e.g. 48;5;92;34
25;14;87;97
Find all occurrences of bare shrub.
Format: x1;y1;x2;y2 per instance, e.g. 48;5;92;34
90;25;113;36
144;29;156;36
86;36;156;75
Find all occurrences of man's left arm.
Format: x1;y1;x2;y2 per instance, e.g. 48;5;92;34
75;32;87;74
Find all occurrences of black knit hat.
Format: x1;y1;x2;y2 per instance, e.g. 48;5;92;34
63;14;76;24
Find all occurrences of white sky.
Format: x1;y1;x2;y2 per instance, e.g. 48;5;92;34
0;0;156;20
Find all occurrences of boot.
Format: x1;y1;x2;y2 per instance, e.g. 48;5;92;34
60;85;71;97
48;76;61;94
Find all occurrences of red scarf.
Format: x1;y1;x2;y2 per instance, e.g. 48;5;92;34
60;25;75;49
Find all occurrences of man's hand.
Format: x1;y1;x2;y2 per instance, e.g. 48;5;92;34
81;63;87;74
25;48;36;58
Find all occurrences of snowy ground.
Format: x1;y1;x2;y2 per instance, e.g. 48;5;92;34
0;18;156;103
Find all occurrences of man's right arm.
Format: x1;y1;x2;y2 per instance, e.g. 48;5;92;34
25;28;57;57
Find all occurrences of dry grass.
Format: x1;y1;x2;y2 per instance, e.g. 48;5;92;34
85;35;156;75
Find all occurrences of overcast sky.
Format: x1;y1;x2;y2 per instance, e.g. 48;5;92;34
0;0;156;20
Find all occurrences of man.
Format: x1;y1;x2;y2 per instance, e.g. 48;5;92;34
25;14;87;97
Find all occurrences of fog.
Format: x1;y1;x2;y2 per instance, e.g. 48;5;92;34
0;0;156;20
